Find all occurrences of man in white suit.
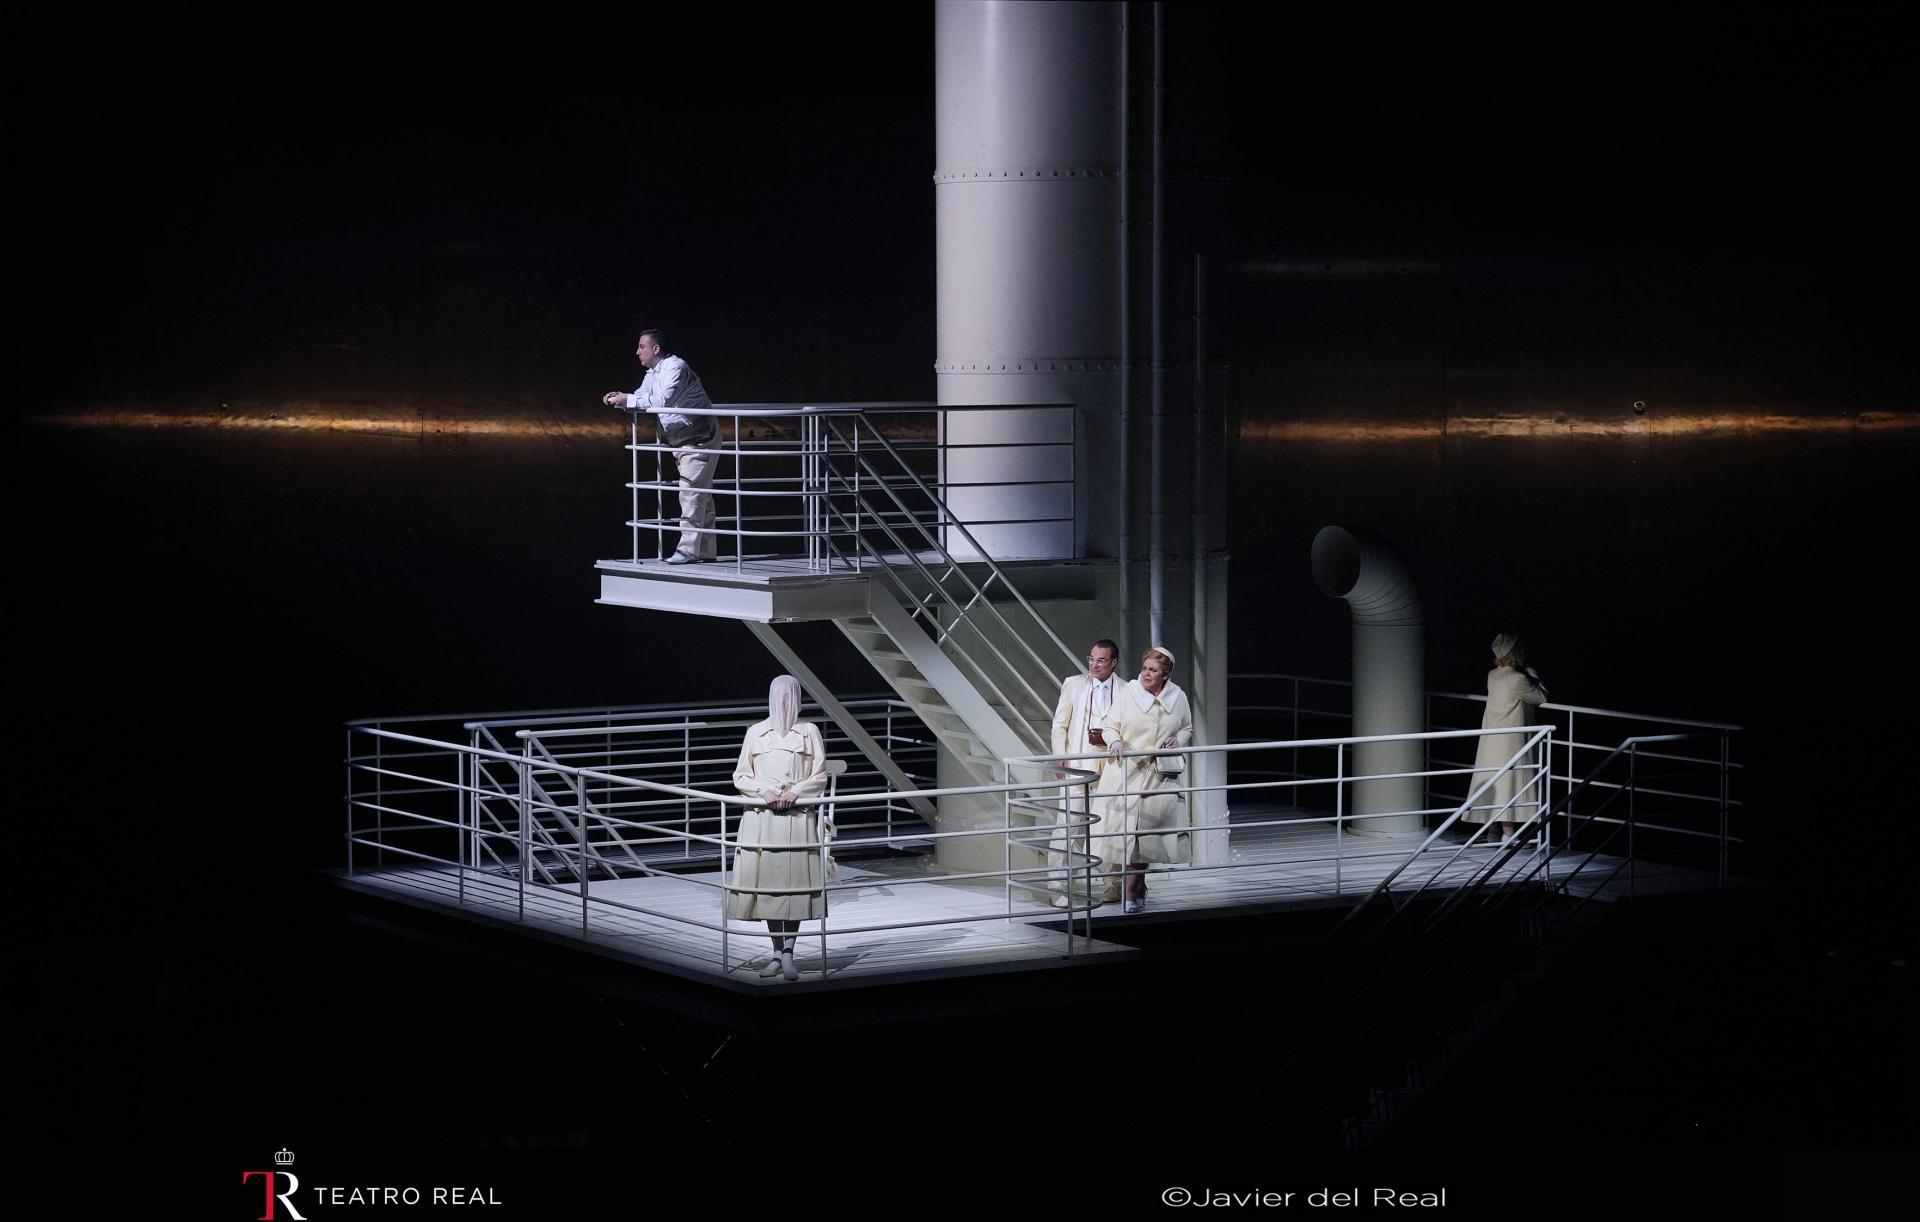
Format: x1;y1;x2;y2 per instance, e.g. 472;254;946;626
1047;639;1122;907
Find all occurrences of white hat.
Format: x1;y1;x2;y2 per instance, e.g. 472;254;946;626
1146;644;1176;668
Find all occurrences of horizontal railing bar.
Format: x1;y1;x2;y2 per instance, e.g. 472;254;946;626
1231;672;1742;732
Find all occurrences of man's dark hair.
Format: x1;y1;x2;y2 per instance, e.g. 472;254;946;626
1092;639;1120;659
639;328;670;352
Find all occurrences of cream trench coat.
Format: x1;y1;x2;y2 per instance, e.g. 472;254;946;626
1044;672;1121;887
1461;666;1549;824
725;719;831;921
1093;679;1195;866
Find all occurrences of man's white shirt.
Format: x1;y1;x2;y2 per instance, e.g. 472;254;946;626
630;354;714;431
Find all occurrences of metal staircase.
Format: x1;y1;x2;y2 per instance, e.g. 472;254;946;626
812;415;1081;788
596;401;1085;817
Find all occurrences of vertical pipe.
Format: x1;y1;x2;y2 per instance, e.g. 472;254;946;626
1118;0;1133;638
654;426;664;561
629;415;639;563
578;786;589;936
1148;0;1166;648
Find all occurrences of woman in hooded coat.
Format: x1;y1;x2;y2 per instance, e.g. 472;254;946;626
727;675;831;981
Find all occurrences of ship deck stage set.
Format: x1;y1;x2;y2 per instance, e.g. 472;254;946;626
332;814;1735;994
338;684;1744;998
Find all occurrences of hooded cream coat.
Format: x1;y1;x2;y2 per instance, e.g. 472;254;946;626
725;719;831;920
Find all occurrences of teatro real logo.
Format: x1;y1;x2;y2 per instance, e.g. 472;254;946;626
242;1150;306;1221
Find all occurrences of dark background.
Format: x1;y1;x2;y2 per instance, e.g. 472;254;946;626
15;4;1915;1213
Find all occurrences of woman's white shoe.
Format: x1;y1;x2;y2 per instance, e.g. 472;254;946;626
780;950;799;982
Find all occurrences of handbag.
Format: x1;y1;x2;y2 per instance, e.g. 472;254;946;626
1155;753;1185;776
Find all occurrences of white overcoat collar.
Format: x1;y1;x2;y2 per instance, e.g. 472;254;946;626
1127;678;1178;712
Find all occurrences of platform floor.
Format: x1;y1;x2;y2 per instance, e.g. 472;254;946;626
333;807;1735;994
597;551;938;583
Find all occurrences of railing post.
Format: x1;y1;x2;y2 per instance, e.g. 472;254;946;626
719;796;731;972
683;723;693;861
344;727;355;879
578;784;590;936
517;747;530;921
1004;762;1014;921
630;413;640;563
1627;742;1637;904
819;775;834;979
374;722;386;869
654;420;664;561
1334;742;1345;896
457;741;467;905
803;413;813;569
853;417;863;573
1082;773;1094;943
733;412;744;573
1728;730;1743;883
1565;710;1575;853
1292;676;1300;783
470;727;486;885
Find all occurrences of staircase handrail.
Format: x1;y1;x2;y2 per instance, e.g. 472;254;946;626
822;416;1082;708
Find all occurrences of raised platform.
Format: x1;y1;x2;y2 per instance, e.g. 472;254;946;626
330;808;1740;995
595;555;874;622
593;552;1114;622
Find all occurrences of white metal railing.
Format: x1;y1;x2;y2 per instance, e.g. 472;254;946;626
814;414;1084;741
346;702;1600;978
616;401;1084;748
1229;672;1742;884
619;402;1074;572
345;719;1101;971
1001;723;1552;913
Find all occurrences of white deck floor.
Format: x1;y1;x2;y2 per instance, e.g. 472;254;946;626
597;550;946;583
334;808;1731;993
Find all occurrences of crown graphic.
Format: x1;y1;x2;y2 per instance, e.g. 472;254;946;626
274;1149;296;1167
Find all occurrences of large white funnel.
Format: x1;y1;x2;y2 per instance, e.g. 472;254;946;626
1312;525;1425;835
935;0;1124;560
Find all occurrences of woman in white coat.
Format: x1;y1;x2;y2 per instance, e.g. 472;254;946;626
1461;633;1549;844
726;675;831;981
1094;646;1194;913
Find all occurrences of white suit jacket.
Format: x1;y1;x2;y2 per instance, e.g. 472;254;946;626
1051;673;1121;759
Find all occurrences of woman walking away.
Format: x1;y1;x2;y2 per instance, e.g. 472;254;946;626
1461;633;1549;845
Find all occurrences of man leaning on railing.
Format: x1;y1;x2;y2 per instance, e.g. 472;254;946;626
603;328;719;564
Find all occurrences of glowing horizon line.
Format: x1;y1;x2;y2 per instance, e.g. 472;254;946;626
25;407;1918;441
